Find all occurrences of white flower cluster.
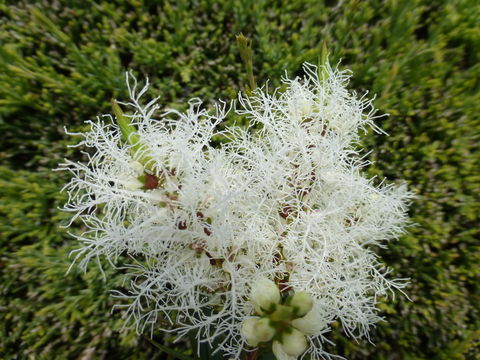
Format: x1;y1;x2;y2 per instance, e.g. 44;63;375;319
60;63;411;359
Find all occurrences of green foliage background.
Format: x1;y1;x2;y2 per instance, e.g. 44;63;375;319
0;0;479;359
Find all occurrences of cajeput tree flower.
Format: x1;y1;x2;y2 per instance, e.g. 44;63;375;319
60;61;411;360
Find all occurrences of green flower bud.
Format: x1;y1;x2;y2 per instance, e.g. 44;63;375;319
290;291;313;317
281;328;308;356
241;317;276;347
250;278;280;314
254;317;275;343
291;308;325;336
270;304;294;322
272;341;292;360
241;317;261;347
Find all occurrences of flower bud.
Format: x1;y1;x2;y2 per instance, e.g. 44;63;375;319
254;317;275;343
241;318;261;347
281;328;308;356
272;341;294;360
271;304;294;322
291;308;326;336
290;291;313;317
250;278;280;314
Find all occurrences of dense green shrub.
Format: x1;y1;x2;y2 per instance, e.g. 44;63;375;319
0;0;479;358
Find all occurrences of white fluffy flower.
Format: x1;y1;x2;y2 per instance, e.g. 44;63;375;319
60;63;411;359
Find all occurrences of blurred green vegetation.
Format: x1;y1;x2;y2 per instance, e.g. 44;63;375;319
0;0;479;358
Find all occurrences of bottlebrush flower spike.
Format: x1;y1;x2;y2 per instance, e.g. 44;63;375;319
60;63;412;360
